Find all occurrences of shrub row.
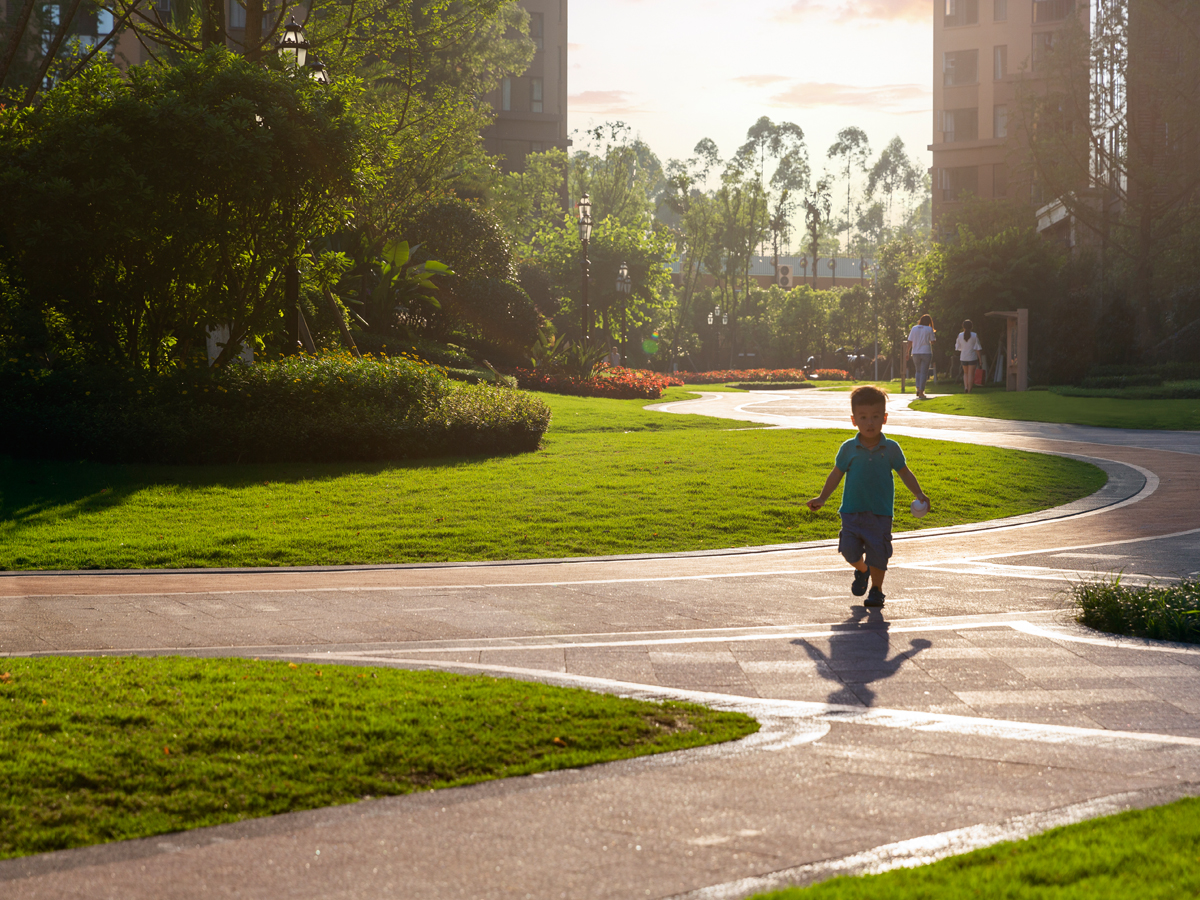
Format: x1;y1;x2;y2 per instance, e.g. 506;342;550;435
676;369;808;384
1073;576;1200;645
0;353;550;464
1079;374;1165;389
1051;380;1200;400
809;369;851;381
510;366;682;400
728;382;812;391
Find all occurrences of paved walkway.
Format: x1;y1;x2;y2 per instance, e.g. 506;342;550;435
3;389;1200;899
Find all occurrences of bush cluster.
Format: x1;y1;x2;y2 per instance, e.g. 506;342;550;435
809;369;851;381
728;382;812;391
675;369;809;384
0;353;550;464
1079;374;1165;390
1074;576;1200;645
510;366;682;400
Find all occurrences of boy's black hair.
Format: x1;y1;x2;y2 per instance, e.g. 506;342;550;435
850;385;888;411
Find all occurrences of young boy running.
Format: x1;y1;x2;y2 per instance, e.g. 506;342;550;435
806;385;930;608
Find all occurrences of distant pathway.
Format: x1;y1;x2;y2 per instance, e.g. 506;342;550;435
3;389;1200;900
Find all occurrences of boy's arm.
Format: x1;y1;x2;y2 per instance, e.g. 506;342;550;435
807;467;844;511
897;466;930;508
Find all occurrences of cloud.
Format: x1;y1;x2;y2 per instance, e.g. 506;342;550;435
773;0;929;24
732;74;791;87
768;81;930;112
569;90;649;114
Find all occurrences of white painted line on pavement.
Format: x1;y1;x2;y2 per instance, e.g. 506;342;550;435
666;786;1198;900
277;654;1200;750
1010;621;1200;657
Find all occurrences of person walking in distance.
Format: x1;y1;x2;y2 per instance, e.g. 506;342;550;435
806;385;931;609
956;319;983;393
906;314;936;400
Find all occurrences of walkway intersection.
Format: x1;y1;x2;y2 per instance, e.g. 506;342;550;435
2;389;1200;898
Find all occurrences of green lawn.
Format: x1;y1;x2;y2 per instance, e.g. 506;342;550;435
0;392;1107;570
753;796;1200;899
0;655;756;858
919;390;1200;430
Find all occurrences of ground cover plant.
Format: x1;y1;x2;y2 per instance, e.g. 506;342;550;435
1072;575;1200;644
677;369;808;384
752;796;1200;899
510;365;682;399
0;352;551;464
0;391;1107;570
918;391;1200;430
0;656;757;858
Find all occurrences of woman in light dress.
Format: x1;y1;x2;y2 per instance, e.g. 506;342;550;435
955;319;983;393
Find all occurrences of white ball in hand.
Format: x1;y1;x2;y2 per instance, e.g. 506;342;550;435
911;498;930;518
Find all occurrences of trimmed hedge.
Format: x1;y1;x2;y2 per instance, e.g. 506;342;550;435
0;353;550;464
510;366;682;400
677;369;808;385
728;382;812;391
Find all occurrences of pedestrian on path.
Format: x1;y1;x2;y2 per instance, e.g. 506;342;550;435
906;314;936;400
805;385;931;608
956;319;983;393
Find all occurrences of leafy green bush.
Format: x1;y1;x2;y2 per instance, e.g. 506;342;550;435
1073;575;1200;644
0;353;549;464
1079;374;1164;389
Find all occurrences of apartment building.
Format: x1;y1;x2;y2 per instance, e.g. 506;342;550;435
480;0;569;173
931;0;1085;226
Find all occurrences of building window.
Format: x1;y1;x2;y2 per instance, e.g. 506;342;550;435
944;0;979;27
530;77;543;113
994;45;1007;80
939;166;979;202
228;0;245;28
993;163;1008;197
1033;0;1074;23
943;49;979;86
155;0;170;14
530;12;544;51
994;0;1007;20
501;76;511;111
1033;32;1056;72
993;104;1008;138
942;108;979;143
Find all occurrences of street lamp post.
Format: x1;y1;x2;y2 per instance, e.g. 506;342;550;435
576;193;592;348
616;261;631;365
278;16;309;71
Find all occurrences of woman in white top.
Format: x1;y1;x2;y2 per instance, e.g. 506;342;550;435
906;314;936;399
955;319;983;393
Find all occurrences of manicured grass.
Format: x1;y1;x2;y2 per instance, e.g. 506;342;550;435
0;390;1107;570
1073;575;1200;644
920;390;1200;430
752;796;1200;899
0;655;757;859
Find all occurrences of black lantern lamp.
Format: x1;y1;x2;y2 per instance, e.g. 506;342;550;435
278;16;309;71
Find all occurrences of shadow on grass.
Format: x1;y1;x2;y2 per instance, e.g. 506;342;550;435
0;452;511;534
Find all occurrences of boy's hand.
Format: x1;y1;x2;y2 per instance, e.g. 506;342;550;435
806;497;825;511
915;493;931;511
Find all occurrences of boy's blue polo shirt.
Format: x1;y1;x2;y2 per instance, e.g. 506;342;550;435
835;435;906;517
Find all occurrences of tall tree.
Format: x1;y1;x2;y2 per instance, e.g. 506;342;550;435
827;126;871;252
866;136;921;229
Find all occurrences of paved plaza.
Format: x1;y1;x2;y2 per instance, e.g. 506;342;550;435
3;391;1200;898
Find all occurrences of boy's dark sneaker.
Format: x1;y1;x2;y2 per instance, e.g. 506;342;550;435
852;568;869;596
865;587;886;608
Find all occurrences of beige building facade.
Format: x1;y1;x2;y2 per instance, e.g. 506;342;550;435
931;0;1085;226
480;0;569;173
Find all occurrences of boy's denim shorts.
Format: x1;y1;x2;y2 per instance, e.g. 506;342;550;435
838;512;894;570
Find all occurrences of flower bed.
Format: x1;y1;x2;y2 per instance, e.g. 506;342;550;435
809;369;851;381
511;366;682;400
676;369;808;385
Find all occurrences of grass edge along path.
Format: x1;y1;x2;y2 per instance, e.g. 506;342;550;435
752;795;1200;898
0;391;1109;570
918;390;1200;430
0;655;757;859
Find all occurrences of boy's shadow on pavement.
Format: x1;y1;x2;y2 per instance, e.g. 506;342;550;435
793;608;932;707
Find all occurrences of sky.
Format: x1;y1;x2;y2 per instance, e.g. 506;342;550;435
568;0;933;195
